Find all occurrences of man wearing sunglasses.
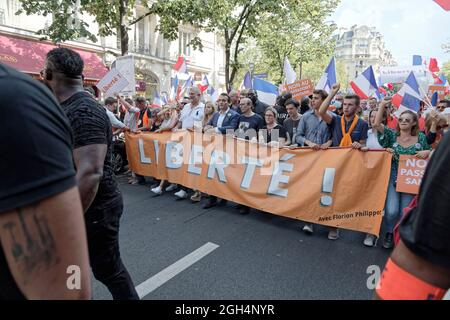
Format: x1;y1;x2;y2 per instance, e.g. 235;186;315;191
437;99;449;113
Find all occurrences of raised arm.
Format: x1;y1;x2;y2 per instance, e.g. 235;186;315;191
115;93;133;112
373;97;391;135
318;83;340;124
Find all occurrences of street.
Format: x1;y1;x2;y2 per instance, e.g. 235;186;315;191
92;174;390;300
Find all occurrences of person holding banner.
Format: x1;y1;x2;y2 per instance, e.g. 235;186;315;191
375;130;450;300
189;101;218;203
151;105;180;195
295;90;333;237
259;107;287;147
319;84;369;150
242;89;269;122
173;87;205;200
360;107;389;246
235;98;265;142
203;93;240;209
318;84;369;240
283;98;301;146
373;97;431;249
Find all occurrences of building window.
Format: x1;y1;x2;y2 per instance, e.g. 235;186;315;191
0;9;5;25
179;31;192;56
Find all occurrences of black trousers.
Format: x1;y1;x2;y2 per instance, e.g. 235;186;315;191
85;199;139;300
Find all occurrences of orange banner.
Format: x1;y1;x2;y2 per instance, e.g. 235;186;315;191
396;155;428;195
285;79;314;101
125;131;392;236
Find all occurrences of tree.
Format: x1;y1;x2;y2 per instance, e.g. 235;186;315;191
18;0;143;55
18;0;342;90
147;0;295;90
253;0;339;85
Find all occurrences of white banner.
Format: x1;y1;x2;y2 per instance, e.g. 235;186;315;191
379;65;434;85
96;68;129;98
114;55;136;96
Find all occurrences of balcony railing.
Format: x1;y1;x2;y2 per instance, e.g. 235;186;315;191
129;40;152;55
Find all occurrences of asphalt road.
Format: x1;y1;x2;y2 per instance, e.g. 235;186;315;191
92;174;391;300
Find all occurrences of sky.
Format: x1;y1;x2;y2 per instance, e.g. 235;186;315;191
329;0;450;66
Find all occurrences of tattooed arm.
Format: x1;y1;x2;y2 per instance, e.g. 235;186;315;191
0;187;91;299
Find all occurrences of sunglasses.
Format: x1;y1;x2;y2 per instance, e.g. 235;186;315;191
398;118;412;123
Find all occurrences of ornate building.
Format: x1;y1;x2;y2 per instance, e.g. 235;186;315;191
334;25;396;80
0;0;226;98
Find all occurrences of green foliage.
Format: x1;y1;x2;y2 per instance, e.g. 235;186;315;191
252;0;340;85
18;0;342;89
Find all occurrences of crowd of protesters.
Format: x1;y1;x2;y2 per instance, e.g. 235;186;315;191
1;46;449;300
103;81;449;248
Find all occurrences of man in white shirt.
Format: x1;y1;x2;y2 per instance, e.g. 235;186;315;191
104;97;129;134
174;87;205;199
177;87;205;130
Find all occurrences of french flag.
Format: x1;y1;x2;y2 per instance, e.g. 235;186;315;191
392;72;423;115
197;75;210;93
161;92;168;105
350;66;381;100
170;75;179;101
208;86;219;102
180;76;194;97
434;0;450;11
240;71;253;90
172;56;190;80
315;57;337;93
413;55;440;72
152;90;163;108
253;77;278;106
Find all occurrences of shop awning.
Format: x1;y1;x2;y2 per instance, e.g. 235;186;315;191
0;34;108;81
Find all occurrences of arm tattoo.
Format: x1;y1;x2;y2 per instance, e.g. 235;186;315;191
2;207;60;282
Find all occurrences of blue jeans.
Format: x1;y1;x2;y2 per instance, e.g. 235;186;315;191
383;169;414;233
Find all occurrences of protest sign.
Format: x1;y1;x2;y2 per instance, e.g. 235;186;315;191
285;79;314;101
125;131;392;236
428;85;447;101
114;55;136;96
396;155;429;194
379;65;434;90
96;68;129;98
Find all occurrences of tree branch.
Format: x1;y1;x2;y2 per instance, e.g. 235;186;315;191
229;5;253;84
229;3;250;42
128;11;152;26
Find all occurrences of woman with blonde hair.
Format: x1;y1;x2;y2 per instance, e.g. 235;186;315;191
372;97;431;249
189;101;218;202
151;104;180;195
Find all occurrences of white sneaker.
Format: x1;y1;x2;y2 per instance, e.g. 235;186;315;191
166;183;178;192
364;234;377;247
327;228;339;240
151;186;162;195
302;224;314;234
174;189;188;199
